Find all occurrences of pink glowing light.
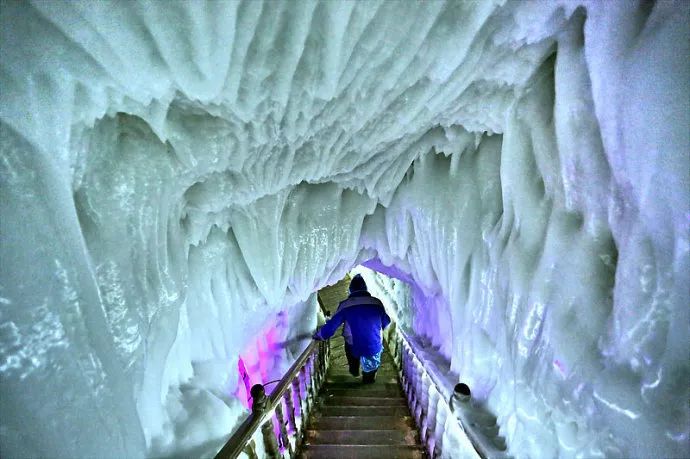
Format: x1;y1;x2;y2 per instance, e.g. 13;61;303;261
553;359;567;377
235;314;287;409
237;358;252;408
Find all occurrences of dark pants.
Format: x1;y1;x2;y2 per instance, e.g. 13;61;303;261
362;370;377;384
344;342;359;376
345;342;377;383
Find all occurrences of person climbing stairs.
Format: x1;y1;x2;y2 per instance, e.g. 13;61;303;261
215;275;500;459
299;277;425;458
297;332;425;458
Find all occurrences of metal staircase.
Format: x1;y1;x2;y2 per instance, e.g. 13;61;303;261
299;276;425;457
214;276;506;459
298;333;425;458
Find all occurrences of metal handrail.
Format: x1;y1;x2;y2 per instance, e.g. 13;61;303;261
386;323;510;459
214;337;329;459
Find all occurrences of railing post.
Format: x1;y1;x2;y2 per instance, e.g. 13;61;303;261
285;386;297;435
243;439;259;459
404;348;413;400
419;410;428;444
433;441;442;459
250;384;280;459
305;354;316;415
319;341;327;385
309;350;316;401
400;344;407;390
274;399;292;456
413;361;423;426
314;344;322;387
426;387;440;458
296;368;307;433
215;339;324;459
260;418;280;459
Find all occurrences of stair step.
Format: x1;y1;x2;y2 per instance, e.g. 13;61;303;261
304;429;420;445
320;395;407;406
298;444;426;459
328;354;395;366
327;362;397;371
326;374;399;384
328;365;398;373
327;370;399;379
309;415;416;431
301;312;424;458
328;361;397;368
324;381;401;390
319;405;411;417
323;387;405;397
328;360;390;364
329;356;395;364
327;369;398;377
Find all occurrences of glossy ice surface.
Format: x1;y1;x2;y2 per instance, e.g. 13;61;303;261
0;1;688;458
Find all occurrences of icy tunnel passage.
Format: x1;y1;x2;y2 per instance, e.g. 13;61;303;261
0;1;688;459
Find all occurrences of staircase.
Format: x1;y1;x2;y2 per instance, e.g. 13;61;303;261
216;277;500;459
300;279;425;458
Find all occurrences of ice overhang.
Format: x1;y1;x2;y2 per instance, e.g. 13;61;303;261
0;2;688;459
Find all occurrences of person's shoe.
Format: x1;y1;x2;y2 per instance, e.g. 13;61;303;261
349;367;359;377
362;371;376;384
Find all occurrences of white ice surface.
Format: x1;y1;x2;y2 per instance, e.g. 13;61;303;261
0;1;688;458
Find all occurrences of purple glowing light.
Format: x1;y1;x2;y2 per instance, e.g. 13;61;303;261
235;320;284;409
553;359;567;377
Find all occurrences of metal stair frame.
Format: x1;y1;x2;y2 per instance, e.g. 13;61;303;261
386;323;511;459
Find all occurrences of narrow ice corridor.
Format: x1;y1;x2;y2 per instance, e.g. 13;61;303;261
0;1;688;458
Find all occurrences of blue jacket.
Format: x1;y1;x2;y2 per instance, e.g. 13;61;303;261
318;291;391;357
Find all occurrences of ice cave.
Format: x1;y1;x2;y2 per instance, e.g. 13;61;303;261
0;1;688;458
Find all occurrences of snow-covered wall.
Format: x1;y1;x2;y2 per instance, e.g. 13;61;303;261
1;1;687;458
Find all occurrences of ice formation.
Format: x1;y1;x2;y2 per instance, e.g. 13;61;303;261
0;1;688;458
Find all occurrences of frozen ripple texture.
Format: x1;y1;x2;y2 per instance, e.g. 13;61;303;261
0;1;688;458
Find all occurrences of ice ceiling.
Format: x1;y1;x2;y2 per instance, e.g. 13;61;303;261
0;1;688;458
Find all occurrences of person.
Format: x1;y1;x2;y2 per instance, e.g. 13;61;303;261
313;274;391;383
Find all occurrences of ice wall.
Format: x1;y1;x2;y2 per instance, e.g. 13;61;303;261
1;1;688;458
